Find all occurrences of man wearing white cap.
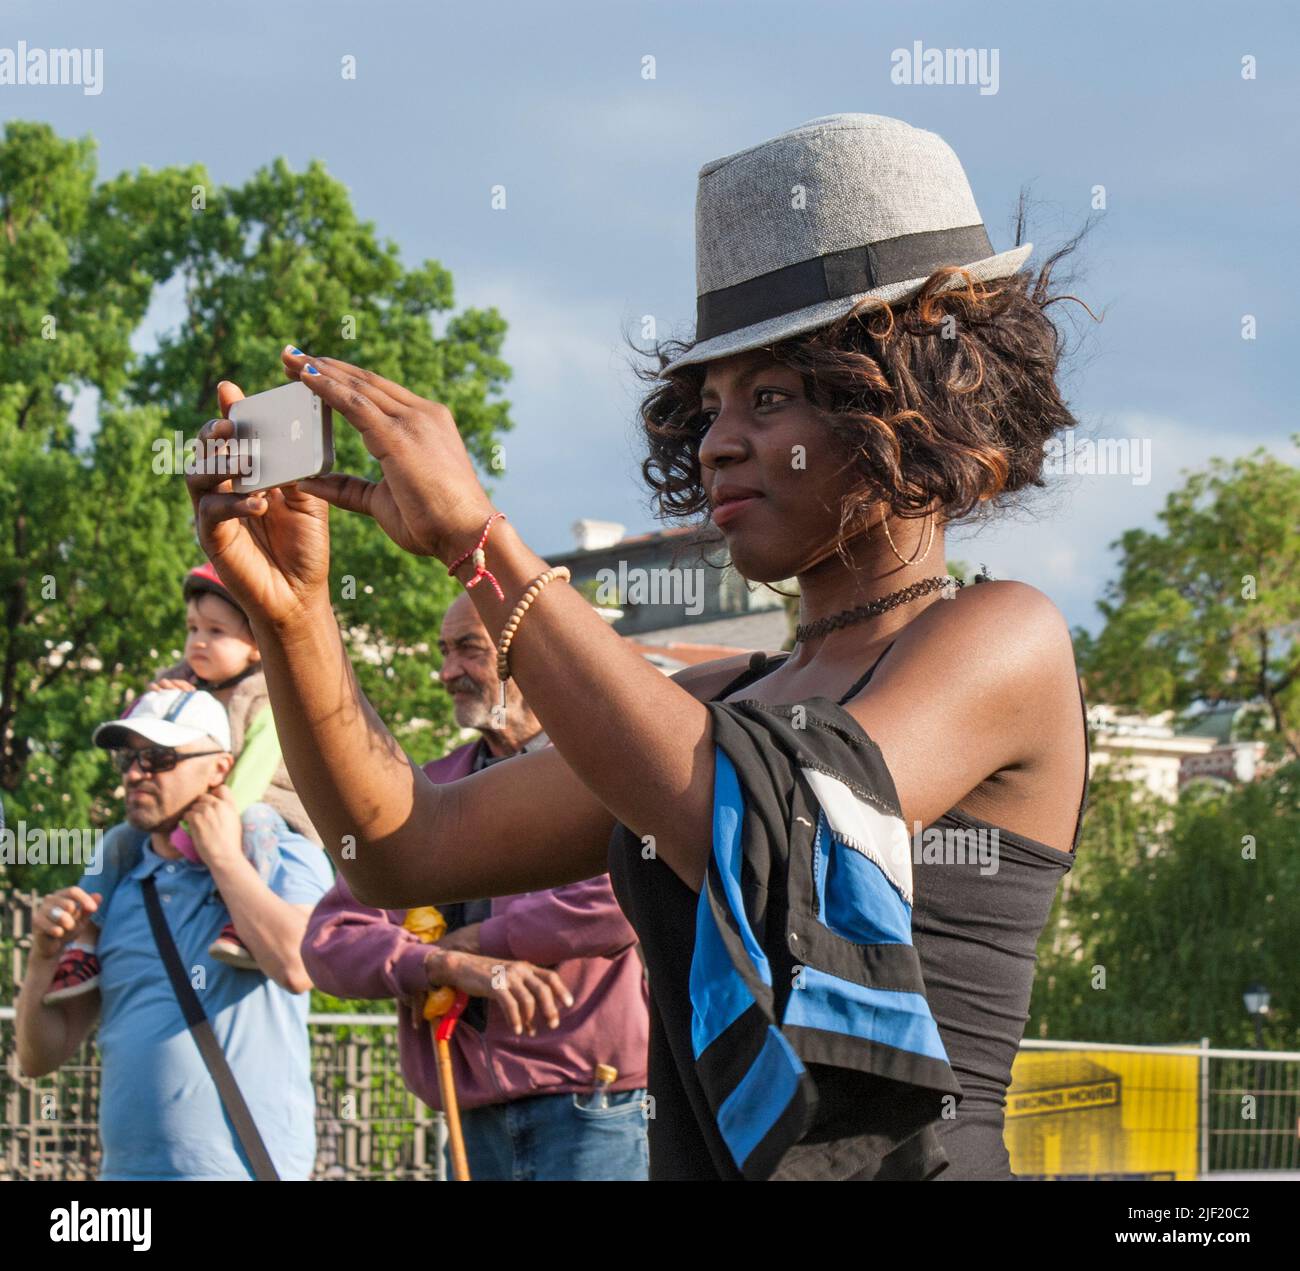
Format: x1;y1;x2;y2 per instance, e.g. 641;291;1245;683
15;688;334;1180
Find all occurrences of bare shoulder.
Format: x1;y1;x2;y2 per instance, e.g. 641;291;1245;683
854;579;1079;775
671;651;781;702
891;579;1075;682
925;574;1066;639
834;579;1083;835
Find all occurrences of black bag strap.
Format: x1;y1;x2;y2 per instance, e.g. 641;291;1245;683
140;874;280;1181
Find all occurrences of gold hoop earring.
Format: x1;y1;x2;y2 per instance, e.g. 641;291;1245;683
880;508;934;566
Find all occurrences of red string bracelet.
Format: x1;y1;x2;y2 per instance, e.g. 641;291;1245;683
447;512;507;601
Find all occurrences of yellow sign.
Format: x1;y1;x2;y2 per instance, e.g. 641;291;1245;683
1005;1049;1199;1180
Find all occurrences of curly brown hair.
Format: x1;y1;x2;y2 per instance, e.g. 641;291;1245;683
633;225;1098;550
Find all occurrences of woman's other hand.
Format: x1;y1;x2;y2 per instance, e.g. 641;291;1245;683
281;347;495;562
185;380;332;629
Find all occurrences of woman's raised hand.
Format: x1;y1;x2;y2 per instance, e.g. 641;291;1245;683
186;380;332;629
280;347;495;562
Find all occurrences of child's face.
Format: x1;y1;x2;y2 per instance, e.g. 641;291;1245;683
184;594;258;683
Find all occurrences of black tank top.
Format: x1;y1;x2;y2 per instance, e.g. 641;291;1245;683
607;643;1091;1181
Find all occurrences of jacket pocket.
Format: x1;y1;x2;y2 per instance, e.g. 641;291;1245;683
810;809;912;946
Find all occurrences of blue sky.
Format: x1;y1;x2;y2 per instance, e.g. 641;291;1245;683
4;0;1296;633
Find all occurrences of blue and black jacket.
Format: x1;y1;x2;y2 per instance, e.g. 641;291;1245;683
690;695;964;1180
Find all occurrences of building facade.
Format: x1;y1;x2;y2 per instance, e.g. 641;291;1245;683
551;519;794;654
1086;701;1274;802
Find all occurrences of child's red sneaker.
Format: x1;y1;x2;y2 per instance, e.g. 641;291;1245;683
208;923;258;970
43;948;101;1004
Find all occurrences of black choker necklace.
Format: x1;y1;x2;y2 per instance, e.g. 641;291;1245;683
795;574;972;644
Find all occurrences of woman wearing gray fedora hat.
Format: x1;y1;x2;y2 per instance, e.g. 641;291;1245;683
189;114;1093;1181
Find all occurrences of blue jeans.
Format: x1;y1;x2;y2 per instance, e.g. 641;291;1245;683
447;1088;649;1181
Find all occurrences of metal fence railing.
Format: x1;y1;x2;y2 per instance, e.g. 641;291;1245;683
309;1013;443;1181
1;887;444;1181
1;1007;446;1181
1011;1040;1300;1178
3;889;1296;1181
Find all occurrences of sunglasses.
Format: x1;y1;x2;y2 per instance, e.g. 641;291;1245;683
108;746;226;776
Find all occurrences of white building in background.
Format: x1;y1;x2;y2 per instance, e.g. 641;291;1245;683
1171;702;1274;790
1086;706;1212;801
553;519;793;654
1085;701;1273;801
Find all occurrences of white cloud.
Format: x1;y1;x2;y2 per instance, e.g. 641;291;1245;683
457;271;661;552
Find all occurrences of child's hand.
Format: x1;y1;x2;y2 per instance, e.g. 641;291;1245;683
147;677;196;693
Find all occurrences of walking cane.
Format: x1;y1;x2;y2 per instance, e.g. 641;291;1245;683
425;988;471;1181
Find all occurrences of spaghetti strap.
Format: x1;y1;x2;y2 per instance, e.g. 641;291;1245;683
835;641;897;705
718;646;1091;858
717;643;897;706
711;651;790;702
1071;676;1091;854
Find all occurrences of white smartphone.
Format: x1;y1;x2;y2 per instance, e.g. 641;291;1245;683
228;381;334;494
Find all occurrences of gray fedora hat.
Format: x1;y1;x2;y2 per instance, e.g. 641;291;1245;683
661;113;1031;376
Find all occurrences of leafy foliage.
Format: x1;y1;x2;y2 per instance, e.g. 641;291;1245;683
1076;442;1300;760
1030;756;1300;1047
0;123;512;891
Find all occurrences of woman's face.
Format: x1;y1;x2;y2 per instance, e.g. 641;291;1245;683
698;349;860;582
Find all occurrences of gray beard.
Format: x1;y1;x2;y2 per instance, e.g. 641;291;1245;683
455;694;495;731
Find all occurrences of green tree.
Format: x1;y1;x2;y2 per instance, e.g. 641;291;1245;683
0;121;198;877
1075;442;1300;761
1029;755;1300;1048
0;123;513;891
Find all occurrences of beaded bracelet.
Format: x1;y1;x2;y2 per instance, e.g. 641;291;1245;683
494;567;571;711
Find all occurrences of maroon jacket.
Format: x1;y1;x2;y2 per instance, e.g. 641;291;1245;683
301;738;649;1111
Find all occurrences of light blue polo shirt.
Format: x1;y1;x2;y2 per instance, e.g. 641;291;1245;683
93;809;334;1180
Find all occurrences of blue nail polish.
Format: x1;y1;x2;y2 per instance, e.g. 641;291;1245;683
289;346;303;355
305;365;320;375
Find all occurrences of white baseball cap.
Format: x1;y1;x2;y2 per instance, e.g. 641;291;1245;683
93;687;232;753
